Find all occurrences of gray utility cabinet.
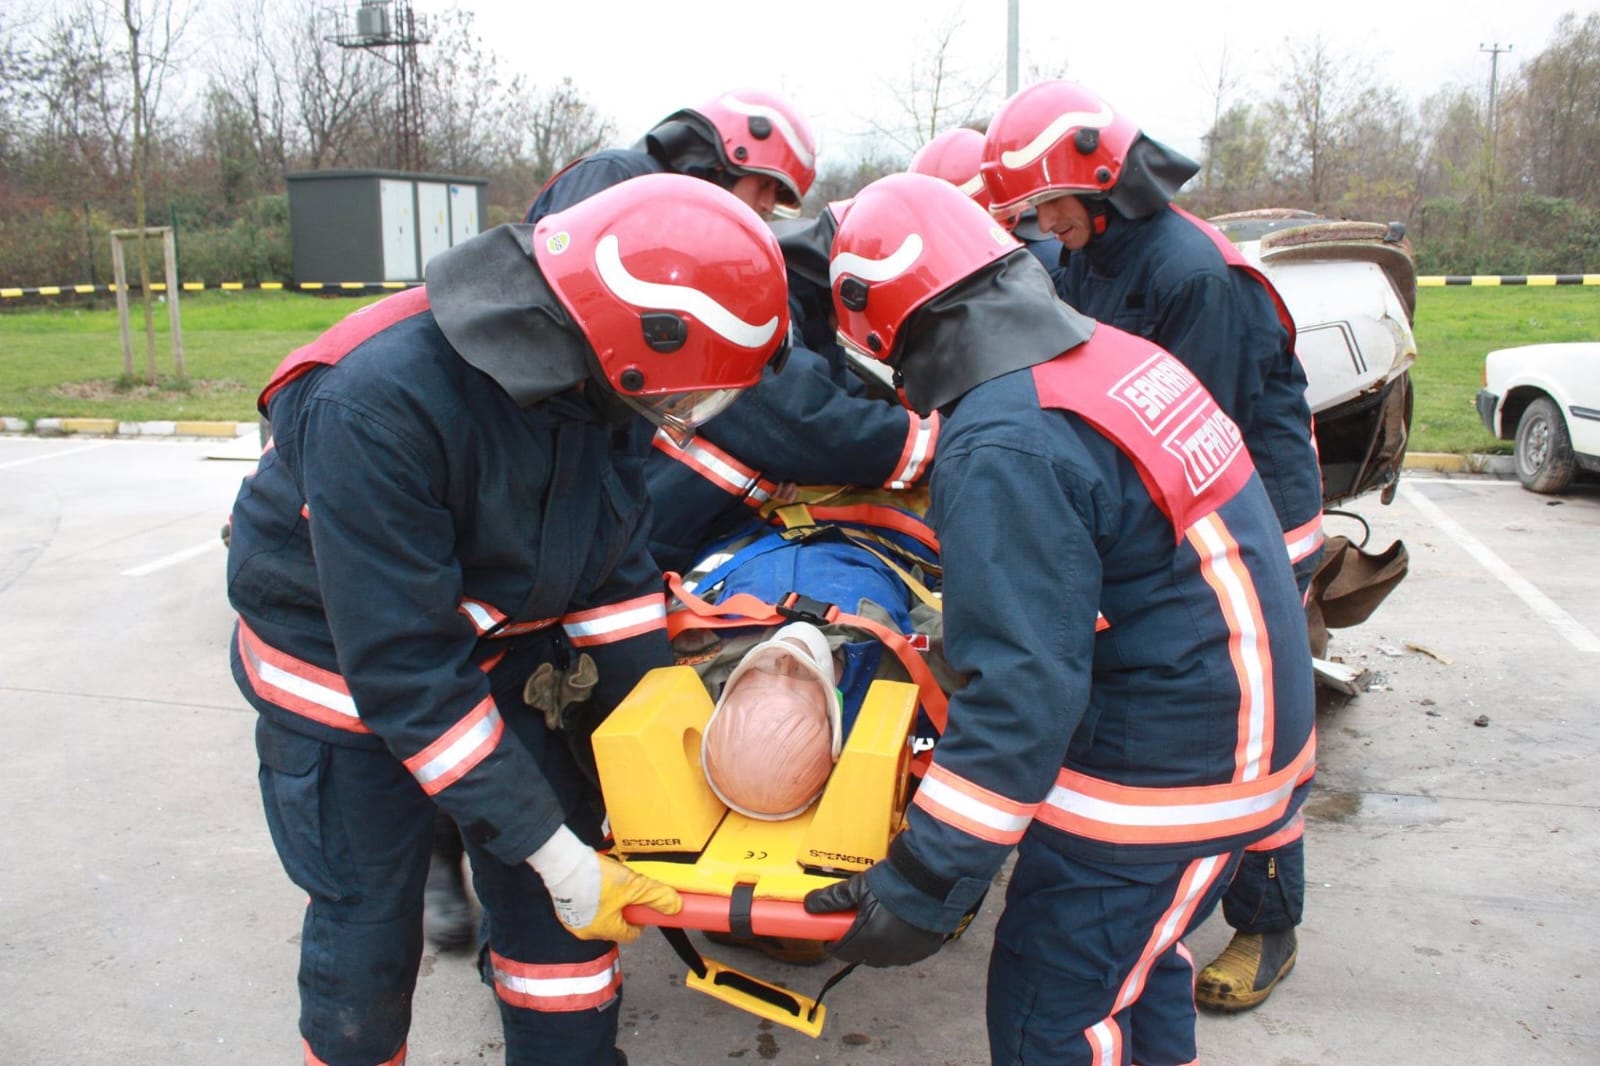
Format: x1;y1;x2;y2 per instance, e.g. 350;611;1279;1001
286;170;489;284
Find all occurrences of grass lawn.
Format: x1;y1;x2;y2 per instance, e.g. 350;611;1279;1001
0;290;385;422
1411;286;1600;454
2;285;1597;451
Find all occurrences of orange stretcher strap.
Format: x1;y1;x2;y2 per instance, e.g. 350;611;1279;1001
664;572;949;744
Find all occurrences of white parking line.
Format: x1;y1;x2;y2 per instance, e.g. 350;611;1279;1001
122;539;223;577
1399;476;1522;486
1400;483;1600;653
0;442;113;470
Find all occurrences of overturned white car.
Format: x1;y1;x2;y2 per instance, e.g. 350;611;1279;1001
1210;209;1417;508
1212;209;1418;686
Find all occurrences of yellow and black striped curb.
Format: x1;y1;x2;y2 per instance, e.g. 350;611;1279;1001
0;281;417;298
1;417;254;438
3;276;1599;298
1418;274;1600;287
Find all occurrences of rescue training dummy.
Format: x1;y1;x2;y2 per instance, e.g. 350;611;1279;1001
701;621;841;820
225;174;792;1066
803;173;1315;1065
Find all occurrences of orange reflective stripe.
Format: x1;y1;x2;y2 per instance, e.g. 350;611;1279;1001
459;597;506;632
1036;735;1316;846
913;763;1038;846
402;696;503;796
303;1038;405;1065
1085;1016;1123;1066
886;412;938;489
653;431;779;506
1284;513;1325;564
790;502;940;554
490;948;622;1011
1246;809;1305;852
237;619;370;734
664;572;950;765
1186;513;1274;782
458;597;557;638
1109;853;1231;1017
562;593;667;646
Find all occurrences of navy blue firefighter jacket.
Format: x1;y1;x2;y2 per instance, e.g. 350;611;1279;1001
1056;206;1325;582
865;322;1317;935
525;151;937;575
226;269;673;868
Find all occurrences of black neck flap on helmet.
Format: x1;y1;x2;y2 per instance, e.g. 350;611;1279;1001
425;223;595;409
1105;133;1201;220
638;112;738;191
770;208;837;292
894;249;1096;416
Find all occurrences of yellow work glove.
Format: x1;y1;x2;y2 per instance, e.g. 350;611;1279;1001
526;825;682;943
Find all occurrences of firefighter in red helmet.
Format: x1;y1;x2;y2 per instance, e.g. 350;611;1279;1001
983;78;1323;1015
806;172;1315;1066
228;175;790;1066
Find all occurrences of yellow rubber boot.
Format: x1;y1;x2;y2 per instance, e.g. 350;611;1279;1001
1195;929;1297;1012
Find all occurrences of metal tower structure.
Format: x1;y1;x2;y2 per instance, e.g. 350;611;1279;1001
331;0;430;172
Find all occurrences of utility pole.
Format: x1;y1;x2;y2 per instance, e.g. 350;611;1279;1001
1006;0;1020;96
1479;42;1512;203
332;0;430;172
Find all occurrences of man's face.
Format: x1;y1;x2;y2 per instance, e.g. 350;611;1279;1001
1035;194;1093;251
730;173;781;218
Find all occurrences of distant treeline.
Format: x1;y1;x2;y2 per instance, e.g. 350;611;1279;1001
2;5;1596;285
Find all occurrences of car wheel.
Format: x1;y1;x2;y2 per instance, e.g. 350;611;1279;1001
1514;396;1576;494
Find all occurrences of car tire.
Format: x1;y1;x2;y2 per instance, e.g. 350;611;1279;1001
1514;396;1576;494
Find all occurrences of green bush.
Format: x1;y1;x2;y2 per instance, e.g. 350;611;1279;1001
173;195;292;285
0;200;116;287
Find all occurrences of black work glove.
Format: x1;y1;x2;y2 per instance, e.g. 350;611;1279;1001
803;872;947;968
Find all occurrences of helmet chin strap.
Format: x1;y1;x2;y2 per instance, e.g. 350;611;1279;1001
1088;198;1111;238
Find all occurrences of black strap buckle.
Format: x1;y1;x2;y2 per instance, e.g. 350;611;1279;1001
777;593;836;626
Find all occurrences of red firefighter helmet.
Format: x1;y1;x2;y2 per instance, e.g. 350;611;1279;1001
688;88;818;218
980;80;1141;220
829;172;1020;367
907;128;991;210
533;173;790;441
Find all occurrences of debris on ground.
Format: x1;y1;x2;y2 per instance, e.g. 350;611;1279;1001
1405;641;1454;665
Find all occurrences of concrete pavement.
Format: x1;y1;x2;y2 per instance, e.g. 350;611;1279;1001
1;434;1596;1064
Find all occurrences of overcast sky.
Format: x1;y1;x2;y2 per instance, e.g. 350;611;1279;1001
421;0;1583;166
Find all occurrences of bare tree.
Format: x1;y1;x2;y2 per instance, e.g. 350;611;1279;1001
515;78;616;188
1266;34;1391;211
1199;42;1240;196
290;4;388;169
206;0;290;180
870;11;999;154
1506;12;1600;203
421;8;529;175
804;150;907;211
26;6;133;201
121;0;192;383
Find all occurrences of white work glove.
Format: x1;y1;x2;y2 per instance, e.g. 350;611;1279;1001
526;825;682;943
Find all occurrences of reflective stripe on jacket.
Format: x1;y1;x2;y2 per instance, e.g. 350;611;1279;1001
226;292;672;865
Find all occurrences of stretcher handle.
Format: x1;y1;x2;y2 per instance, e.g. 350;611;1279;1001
624;891;855;941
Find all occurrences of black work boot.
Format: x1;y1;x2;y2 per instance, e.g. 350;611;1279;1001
423;849;474;952
1195;928;1298;1012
